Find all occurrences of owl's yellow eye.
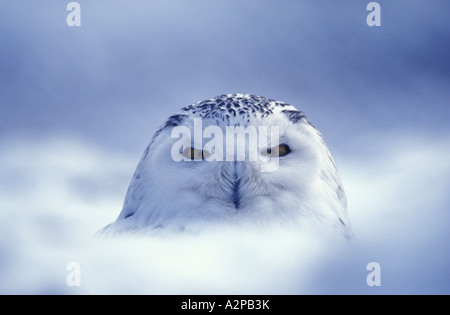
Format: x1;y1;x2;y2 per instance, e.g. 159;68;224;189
182;148;210;160
261;144;291;157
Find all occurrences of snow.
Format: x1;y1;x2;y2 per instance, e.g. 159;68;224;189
0;134;449;294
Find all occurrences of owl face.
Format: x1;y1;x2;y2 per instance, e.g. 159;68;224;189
106;94;350;237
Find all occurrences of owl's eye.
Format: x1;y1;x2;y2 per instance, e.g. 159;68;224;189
262;144;291;157
182;147;210;160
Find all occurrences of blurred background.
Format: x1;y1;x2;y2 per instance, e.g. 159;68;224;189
0;0;449;294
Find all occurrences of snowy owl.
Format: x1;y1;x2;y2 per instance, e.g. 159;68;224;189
101;94;352;238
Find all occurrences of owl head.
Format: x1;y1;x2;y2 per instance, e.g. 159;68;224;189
102;94;351;238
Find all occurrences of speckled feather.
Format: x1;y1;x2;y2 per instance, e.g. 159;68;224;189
149;94;305;149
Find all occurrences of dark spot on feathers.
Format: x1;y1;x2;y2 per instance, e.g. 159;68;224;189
142;145;150;159
337;185;345;201
281;110;306;123
164;114;188;128
125;213;134;219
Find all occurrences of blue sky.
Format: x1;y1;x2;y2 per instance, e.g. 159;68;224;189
0;1;449;294
1;0;449;152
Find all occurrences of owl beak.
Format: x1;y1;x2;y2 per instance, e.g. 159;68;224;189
231;161;246;210
221;161;244;210
232;178;241;209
